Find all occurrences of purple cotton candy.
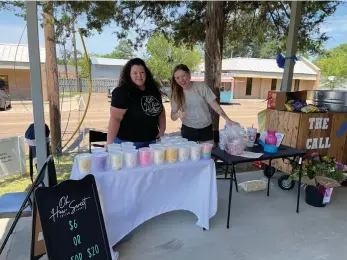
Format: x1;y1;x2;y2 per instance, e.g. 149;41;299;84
292;100;307;111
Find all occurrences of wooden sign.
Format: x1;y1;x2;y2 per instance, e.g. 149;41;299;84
265;110;347;173
34;174;112;260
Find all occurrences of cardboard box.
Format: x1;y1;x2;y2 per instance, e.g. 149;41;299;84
267;91;307;110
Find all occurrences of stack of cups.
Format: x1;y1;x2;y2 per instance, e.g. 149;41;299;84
178;145;190;162
160;136;171;144
149;144;163;162
166;146;178;163
187;141;197;146
77;153;92;175
124;150;138;168
109;150;123;170
201;143;213;159
107;143;122;153
121;142;136;150
246;127;257;148
94;152;108;172
91;147;106;154
139;148;152;166
153;147;165;165
190;144;202;161
162;143;171;162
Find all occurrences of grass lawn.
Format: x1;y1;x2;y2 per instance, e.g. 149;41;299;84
0;153;76;196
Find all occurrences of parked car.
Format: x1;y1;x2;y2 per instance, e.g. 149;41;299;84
107;86;116;98
0;89;11;111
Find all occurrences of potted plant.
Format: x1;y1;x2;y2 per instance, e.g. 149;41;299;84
290;153;346;207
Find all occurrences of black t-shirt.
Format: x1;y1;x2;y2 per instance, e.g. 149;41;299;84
111;85;163;142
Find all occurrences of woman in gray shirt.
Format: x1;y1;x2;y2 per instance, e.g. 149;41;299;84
170;64;236;143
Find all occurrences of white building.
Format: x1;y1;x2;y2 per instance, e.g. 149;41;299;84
90;57;128;79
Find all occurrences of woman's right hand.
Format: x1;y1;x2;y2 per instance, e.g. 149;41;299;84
178;111;185;120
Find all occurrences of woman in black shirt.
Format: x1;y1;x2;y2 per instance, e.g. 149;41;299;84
106;58;166;149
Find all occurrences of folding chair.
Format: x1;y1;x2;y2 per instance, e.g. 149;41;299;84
89;130;107;152
0;156;57;255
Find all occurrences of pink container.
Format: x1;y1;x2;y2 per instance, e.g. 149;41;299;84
265;130;277;145
201;143;213;159
139;148;152;166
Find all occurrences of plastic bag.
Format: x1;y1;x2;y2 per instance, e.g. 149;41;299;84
224;125;247;155
238;178;268;192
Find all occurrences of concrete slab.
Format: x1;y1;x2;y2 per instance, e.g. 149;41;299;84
1;171;347;260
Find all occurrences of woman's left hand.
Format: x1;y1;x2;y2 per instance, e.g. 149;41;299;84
156;131;165;139
227;119;238;126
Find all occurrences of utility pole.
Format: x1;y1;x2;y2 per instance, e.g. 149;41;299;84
282;1;302;92
62;43;69;78
43;1;62;155
72;23;81;92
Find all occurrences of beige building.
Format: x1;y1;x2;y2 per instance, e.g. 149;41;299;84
0;43;49;100
0;43;78;101
200;57;320;100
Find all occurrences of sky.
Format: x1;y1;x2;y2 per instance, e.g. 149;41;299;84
0;3;346;58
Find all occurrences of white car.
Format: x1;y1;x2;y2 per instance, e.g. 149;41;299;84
0;89;11;111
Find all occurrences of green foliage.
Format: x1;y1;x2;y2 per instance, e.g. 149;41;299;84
67;50;89;78
290;154;345;185
2;1;340;57
145;33;201;83
314;44;347;88
101;40;135;59
83;1;339;56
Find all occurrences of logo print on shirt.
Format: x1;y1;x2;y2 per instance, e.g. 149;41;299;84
141;96;162;116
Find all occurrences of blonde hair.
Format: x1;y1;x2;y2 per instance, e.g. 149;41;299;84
170;64;190;112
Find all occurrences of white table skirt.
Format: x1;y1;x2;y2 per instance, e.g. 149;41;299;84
70;158;218;248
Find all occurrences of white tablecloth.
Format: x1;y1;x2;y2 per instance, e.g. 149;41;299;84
70;158;217;248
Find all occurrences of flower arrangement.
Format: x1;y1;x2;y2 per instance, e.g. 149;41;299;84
290;152;346;188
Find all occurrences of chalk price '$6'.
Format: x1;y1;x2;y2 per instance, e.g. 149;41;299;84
69;219;78;231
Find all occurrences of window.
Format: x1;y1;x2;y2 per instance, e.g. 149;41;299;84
294;79;300;91
271;79;277;90
246;78;252;96
0;75;8;87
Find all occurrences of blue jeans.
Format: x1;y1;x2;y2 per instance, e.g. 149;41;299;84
114;137;156;149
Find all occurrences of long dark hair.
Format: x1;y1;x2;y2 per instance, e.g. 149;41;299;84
171;64;190;112
118;58;159;91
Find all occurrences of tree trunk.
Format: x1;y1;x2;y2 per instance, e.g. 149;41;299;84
63;44;69;78
43;1;62;155
205;1;225;141
72;24;81;91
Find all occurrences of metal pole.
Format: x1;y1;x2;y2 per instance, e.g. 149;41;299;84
72;23;81;92
25;1;48;185
282;1;302;92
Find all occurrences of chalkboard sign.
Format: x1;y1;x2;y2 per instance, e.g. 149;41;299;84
34;174;112;260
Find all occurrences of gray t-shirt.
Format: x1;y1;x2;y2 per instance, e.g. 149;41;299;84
171;82;216;129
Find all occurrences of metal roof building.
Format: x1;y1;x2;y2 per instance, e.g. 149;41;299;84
199;57;320;80
0;43;46;69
